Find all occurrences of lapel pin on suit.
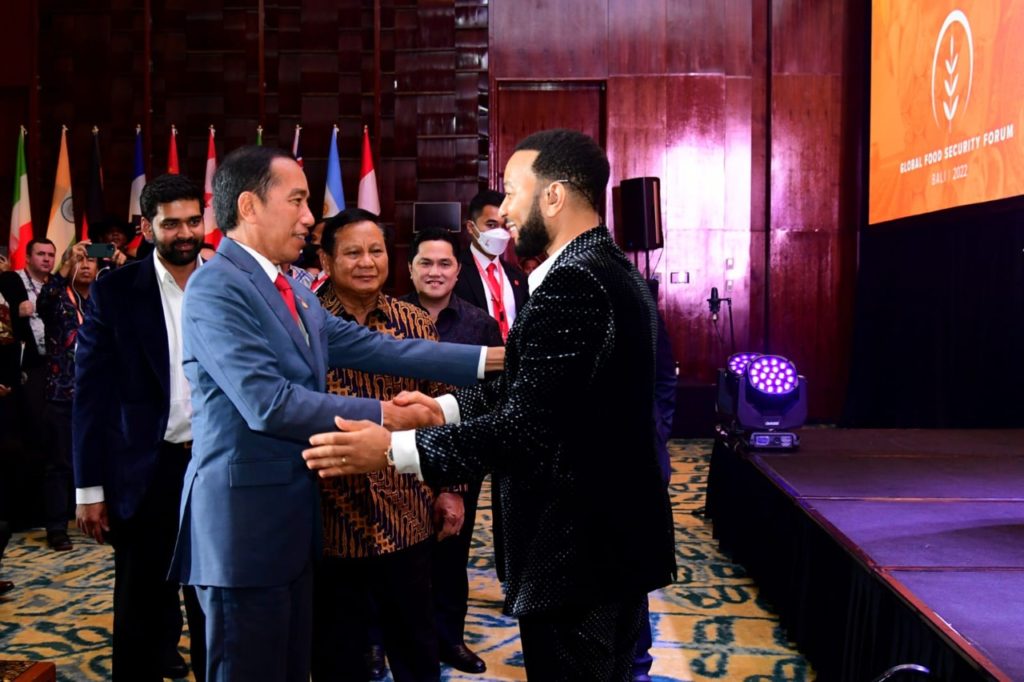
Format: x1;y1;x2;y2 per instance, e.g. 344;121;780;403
299;299;309;309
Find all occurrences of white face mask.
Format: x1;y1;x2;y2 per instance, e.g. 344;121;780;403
474;225;511;257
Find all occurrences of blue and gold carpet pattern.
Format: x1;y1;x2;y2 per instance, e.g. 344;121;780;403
0;440;811;681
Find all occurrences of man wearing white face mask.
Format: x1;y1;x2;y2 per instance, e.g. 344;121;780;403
453;190;529;342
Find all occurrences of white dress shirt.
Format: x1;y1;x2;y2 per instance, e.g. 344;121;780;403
392;241;571;478
76;252;203;505
470;244;518;328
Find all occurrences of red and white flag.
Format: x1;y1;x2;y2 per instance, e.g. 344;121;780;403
291;124;303;168
203;126;221;248
8;126;32;270
167;125;180;174
357;126;380;215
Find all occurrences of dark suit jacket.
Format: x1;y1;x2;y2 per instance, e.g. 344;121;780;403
415;226;677;617
73;256;177;521
452;249;529;321
0;270;44;369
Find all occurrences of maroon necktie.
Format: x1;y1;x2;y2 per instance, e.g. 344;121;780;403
273;273;302;327
484;263;509;341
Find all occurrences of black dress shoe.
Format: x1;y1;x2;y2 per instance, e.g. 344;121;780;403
162;650;189;679
440;643;486;674
46;530;73;552
364;644;387;681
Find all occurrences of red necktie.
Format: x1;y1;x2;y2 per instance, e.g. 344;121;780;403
274;274;302;327
484;263;509;341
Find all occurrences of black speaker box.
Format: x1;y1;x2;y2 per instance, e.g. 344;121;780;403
618;176;663;250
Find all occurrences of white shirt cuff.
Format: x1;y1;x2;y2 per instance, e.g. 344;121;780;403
76;486;105;505
436;394;461;425
391;430;424;480
476;347;487;379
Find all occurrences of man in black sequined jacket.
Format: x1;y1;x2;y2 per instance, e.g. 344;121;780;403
304;129;677;681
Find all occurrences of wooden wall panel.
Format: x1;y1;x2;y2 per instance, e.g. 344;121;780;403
767;229;845;416
608;0;666;75
773;0;844;75
664;75;726;233
490;0;607;79
769;75;841;231
666;0;725;74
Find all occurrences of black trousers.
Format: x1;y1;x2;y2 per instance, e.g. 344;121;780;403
312;540;439;682
518;595;648;682
42;400;73;533
108;441;205;682
431;479;481;648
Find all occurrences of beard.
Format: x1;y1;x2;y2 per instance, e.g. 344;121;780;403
513;195;550;260
156;236;203;266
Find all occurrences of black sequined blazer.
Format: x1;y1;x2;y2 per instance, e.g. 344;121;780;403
416;225;677;617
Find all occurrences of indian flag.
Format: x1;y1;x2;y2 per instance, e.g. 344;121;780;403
46;126;75;270
8;126;32;270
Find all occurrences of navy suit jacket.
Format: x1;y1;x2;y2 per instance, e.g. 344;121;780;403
73;255;180;521
169;238;481;589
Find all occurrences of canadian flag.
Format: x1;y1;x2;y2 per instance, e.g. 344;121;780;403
357;125;380;215
203;126;221;248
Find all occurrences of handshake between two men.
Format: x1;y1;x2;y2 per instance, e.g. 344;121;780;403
304;390;442;478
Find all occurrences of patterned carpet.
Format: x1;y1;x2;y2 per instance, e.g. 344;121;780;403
0;440;811;681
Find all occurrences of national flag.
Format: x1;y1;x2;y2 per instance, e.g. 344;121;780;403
8;126;32;270
167;124;179;174
47;126;75;269
291;124;303;167
203;125;221;248
357;125;380;215
256;125;263;146
322;125;344;218
126;125;146;251
82;126;105;242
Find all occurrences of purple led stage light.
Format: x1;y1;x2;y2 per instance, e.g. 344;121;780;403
727;352;761;376
747;355;798;396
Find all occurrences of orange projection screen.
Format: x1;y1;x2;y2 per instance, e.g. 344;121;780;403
869;0;1024;224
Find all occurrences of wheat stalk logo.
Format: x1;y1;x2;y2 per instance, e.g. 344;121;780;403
942;36;959;125
931;10;974;131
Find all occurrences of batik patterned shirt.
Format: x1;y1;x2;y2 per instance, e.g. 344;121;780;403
317;285;450;558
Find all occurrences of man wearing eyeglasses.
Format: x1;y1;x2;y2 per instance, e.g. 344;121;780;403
73;174;208;682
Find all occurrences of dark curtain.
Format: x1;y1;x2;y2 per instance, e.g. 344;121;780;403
844;197;1024;427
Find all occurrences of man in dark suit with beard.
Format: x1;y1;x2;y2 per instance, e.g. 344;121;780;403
74;174;208;680
303;129;677;681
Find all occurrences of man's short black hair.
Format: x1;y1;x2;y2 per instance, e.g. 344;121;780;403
140;174;205;222
408;228;459;264
320;207;384;258
92;216;132;240
514;129;609;211
212;146;293;232
467;190;505;222
25;238;55;255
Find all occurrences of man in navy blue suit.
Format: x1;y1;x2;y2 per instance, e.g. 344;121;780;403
168;145;500;682
74;174;209;681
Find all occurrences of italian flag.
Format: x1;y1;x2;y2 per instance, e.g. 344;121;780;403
8;126;32;270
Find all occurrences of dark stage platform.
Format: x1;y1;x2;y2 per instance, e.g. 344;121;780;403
707;428;1024;682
